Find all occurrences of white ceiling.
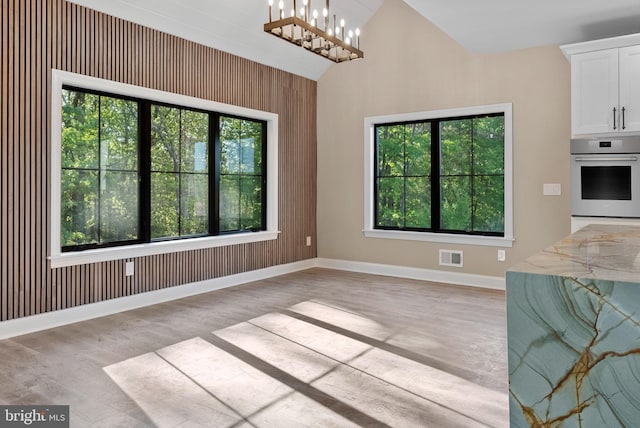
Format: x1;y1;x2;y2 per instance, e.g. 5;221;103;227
69;0;640;80
404;0;640;54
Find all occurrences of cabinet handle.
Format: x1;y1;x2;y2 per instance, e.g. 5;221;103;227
622;106;626;130
613;107;617;130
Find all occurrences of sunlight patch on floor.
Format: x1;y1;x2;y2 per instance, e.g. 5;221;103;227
104;300;508;427
287;300;398;342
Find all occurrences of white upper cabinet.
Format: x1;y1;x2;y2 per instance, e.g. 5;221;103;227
562;34;640;136
619;45;640;132
571;49;618;135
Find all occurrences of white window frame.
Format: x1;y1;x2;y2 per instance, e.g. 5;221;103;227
50;70;279;268
363;103;514;248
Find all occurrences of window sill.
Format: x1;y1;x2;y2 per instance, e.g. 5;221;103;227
49;231;280;268
363;229;514;247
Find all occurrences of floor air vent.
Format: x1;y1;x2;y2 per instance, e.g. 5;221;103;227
439;249;463;267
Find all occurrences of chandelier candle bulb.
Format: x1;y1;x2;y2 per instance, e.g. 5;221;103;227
324;0;329;30
268;0;273;22
323;7;328;30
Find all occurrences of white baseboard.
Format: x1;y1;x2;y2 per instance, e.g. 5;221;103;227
0;259;316;341
315;258;506;291
0;258;503;340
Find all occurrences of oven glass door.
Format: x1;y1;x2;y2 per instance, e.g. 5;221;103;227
581;165;631;200
571;154;640;217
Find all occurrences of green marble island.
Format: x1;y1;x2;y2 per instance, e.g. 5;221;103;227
507;224;640;427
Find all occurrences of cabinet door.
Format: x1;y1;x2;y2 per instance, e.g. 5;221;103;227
619;45;640;132
571;49;619;135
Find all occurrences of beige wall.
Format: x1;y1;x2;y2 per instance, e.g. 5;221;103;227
317;0;571;277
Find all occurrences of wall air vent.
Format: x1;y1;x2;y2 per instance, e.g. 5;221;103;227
439;249;463;267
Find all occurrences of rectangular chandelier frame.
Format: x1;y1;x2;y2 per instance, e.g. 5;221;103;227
264;16;364;63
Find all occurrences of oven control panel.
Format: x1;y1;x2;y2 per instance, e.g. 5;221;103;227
571;136;640;154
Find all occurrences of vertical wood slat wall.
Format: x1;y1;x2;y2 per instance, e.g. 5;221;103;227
0;0;317;321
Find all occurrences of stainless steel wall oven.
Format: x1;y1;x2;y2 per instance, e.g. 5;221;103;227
571;137;640;218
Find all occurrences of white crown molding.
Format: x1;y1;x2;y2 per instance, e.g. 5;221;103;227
560;33;640;59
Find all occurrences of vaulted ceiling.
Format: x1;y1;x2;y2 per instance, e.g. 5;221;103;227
68;0;640;80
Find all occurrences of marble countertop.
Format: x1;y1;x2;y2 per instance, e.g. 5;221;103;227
509;223;640;282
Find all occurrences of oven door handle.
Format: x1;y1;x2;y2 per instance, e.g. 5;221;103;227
574;156;638;162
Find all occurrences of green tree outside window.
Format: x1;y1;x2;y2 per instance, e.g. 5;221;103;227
60;88;266;252
375;114;504;236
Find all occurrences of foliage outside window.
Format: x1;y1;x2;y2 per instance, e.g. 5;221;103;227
150;105;210;239
219;117;264;232
375;113;505;237
61;90;140;247
61;87;267;252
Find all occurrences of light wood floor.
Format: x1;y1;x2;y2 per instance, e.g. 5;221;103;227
0;268;508;427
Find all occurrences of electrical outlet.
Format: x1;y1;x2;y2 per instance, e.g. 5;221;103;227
497;250;506;262
125;261;134;276
306;236;312;246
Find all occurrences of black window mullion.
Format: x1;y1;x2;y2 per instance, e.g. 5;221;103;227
97;95;103;245
139;100;151;243
177;110;183;237
260;122;267;230
470;118;476;233
260;120;268;230
211;114;220;236
373;125;380;228
237;123;243;229
431;120;441;232
402;124;407;229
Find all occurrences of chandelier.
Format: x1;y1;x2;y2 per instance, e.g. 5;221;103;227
264;0;363;63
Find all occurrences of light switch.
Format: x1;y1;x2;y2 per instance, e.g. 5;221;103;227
543;183;561;196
